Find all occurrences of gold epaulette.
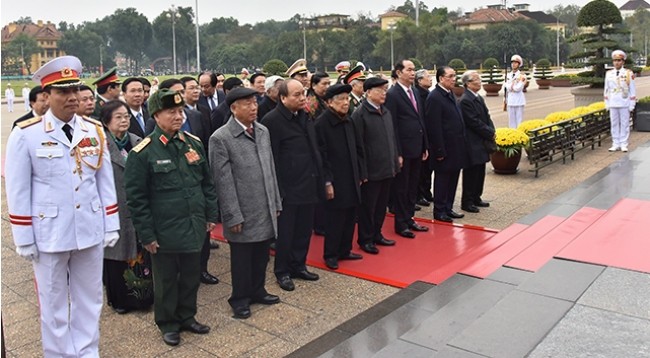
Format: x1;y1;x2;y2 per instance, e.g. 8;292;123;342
184;131;202;142
16;116;42;129
132;137;151;153
82;115;103;126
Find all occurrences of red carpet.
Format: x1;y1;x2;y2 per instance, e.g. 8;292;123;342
212;216;497;288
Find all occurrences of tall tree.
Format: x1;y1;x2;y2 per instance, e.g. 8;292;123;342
1;33;39;74
108;8;152;73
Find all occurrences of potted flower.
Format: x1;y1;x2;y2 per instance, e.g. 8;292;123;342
534;58;553;89
481;57;503;97
448;58;467;98
491;127;529;174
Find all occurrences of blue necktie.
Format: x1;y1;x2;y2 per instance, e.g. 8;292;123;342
136;113;145;131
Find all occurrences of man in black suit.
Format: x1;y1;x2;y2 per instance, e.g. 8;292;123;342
258;75;284;120
414;69;434;206
181;76;213;142
210;77;243;131
424;66;468;223
385;59;429;239
459;71;495;213
262;79;324;292
198;71;226;112
122;77;150;138
12;85;48;128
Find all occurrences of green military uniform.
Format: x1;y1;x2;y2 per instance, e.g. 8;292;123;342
91;67;120;119
124;90;218;334
342;64;366;115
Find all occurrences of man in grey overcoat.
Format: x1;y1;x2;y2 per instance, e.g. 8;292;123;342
209;88;283;320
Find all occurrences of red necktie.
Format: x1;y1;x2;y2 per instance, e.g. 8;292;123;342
246;126;254;138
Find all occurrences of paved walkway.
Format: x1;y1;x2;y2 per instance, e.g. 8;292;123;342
2;78;649;357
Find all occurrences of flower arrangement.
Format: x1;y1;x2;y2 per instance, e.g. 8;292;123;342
517;119;553;135
545;111;572;123
588;101;606;111
495;127;529;158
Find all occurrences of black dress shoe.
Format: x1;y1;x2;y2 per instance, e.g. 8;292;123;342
113;307;129;314
414;205;422;211
277;276;295;291
339;252;363;260
360;243;379;254
200;271;219;285
291;270;319;281
313;229;326;236
232;306;251;319
375;237;396;246
416;198;430;206
475;200;490;207
251;294;280;305
325;257;339;270
209;241;220;249
424;196;434;203
461;205;480;213
162;332;180;346
181;322;210;334
408;222;429;232
397;229;416;239
448;210;465;219
434;214;453;223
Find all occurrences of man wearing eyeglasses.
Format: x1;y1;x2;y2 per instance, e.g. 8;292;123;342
604;49;636;153
123;77;150;138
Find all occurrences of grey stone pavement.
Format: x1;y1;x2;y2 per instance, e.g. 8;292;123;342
1;77;649;357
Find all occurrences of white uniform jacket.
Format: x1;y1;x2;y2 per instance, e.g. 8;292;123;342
5;111;120;253
604;68;636;109
504;70;526;106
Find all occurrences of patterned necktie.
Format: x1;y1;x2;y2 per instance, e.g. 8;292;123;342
62;124;73;142
407;88;418;113
246;126;255;138
208;97;216;110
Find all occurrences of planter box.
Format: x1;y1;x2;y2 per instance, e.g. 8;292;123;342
536;79;551;89
451;86;465;98
482;83;501;97
550;78;576;87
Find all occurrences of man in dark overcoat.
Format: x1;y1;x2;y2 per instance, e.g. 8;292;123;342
315;84;363;270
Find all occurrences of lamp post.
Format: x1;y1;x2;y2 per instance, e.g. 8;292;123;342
195;0;200;71
167;5;181;75
556;18;560;67
299;15;308;60
388;22;396;68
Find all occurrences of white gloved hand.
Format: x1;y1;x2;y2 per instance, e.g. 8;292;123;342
16;244;39;262
103;231;120;248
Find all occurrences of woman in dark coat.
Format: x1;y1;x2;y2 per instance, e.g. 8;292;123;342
314;84;363;270
100;100;153;313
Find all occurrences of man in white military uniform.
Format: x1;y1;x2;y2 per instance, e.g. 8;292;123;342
604;49;636;152
5;83;15;112
5;55;120;358
504;54;527;128
22;83;31;111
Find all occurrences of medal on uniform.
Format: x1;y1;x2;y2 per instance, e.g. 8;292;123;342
185;147;200;164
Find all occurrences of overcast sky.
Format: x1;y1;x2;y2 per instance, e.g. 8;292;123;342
1;0;597;27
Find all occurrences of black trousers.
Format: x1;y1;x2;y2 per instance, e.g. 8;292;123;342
462;163;486;207
358;178;392;246
324;206;357;259
199;232;211;272
418;160;434;201
433;169;461;215
228;239;271;309
391;157;421;231
274;203;315;278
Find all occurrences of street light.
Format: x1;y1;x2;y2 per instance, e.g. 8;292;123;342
388;21;396;69
299;15;308;60
194;0;200;71
167;5;181;75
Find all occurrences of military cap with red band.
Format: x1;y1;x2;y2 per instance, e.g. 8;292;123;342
32;55;83;88
92;67;121;87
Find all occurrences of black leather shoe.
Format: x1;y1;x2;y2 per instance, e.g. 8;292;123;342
200;271;219;285
325;258;339;270
313;229;326;236
113;307;129;314
408;222;429;232
375;237;396;246
397;229;416;239
448;210;465;219
181;322;210;334
461;205;480;213
162;332;180;346
416;198;430;206
339;252;363;260
360;243;379;254
291;270;319;281
209;241;220;249
251;294;280;305
414;205;422;211
277;276;295;291
232;306;251;319
434;214;453;223
475;200;490;207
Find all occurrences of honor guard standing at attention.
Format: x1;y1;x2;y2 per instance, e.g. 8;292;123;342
91;67;121;118
504;55;527;128
343;65;366;115
5;55;120;357
286;59;310;89
124;89;219;347
604;49;636;153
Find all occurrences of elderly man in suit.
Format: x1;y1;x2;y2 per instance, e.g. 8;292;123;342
459;71;495;213
385;59;429;239
13;85;49;128
425;66;468;223
209;87;282;319
198;71;226;111
210;77;244;131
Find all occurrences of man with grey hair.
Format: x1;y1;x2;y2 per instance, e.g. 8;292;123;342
414;68;434;206
459;70;495;213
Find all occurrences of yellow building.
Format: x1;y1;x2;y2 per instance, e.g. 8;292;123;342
379;11;409;30
1;20;65;74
